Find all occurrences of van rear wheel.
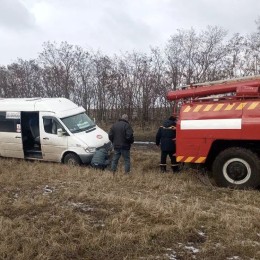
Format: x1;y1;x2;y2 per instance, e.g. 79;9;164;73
212;147;260;189
64;153;81;166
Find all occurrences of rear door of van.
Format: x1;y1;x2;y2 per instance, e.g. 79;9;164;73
0;111;24;158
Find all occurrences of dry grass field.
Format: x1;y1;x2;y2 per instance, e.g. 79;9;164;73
0;145;260;260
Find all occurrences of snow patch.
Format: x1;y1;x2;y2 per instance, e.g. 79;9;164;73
164;248;178;260
197;230;206;237
184;245;199;254
134;141;156;145
69;202;94;212
43;185;54;195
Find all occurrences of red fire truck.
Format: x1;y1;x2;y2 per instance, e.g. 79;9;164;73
167;75;260;189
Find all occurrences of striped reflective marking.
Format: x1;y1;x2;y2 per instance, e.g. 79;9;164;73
225;103;236;110
235;102;247;110
183;102;259;113
176;156;206;163
176;156;184;162
213;104;224;111
248;102;259;110
181;119;242;130
195;157;206;163
183;106;191;112
203;104;213;111
193;105;203;112
184;157;194;162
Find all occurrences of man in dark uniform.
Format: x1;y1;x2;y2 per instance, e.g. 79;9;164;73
109;114;134;174
156;116;179;173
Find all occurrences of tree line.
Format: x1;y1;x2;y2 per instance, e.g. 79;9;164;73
0;22;260;126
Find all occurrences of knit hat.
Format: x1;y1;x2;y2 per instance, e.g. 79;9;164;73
121;114;128;121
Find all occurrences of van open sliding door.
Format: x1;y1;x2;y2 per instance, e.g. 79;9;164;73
21;112;42;159
0;111;24;159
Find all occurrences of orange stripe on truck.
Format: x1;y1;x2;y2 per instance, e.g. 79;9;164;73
177;156;206;163
193;104;203;112
235;102;247;110
184;157;195;163
195;157;206;163
183;101;259;114
183;106;191;112
203;104;213;111
213;104;224;111
247;102;259;110
176;156;184;162
224;103;236;110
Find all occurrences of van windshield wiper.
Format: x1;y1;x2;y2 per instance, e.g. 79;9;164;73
70;124;96;133
85;125;96;133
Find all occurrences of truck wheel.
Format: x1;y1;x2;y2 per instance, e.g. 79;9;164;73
212;147;260;189
64;153;81;166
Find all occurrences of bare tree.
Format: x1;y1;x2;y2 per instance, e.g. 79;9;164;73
0;66;10;97
224;33;247;77
38;41;77;99
166;26;228;88
6;59;43;98
72;47;95;112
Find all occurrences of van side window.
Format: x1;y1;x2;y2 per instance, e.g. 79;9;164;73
43;117;65;135
0;112;20;132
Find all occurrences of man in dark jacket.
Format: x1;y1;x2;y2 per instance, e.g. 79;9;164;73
109;114;134;173
156;116;179;173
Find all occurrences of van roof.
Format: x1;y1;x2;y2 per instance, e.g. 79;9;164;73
0;98;84;117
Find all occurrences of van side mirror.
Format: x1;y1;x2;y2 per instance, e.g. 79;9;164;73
57;128;63;137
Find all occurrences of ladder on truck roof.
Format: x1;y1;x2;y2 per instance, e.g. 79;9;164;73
167;75;260;101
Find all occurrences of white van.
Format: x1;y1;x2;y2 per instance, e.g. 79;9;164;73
0;98;111;165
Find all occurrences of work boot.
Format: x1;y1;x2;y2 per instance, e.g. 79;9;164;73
160;165;167;173
171;164;180;173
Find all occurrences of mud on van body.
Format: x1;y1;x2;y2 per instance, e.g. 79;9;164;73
0;98;110;165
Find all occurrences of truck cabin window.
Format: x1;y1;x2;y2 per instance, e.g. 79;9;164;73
61;113;96;133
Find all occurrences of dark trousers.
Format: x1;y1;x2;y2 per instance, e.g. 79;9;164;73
160;151;179;172
91;160;110;170
111;149;130;173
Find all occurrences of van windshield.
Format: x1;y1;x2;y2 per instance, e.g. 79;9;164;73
61;113;96;133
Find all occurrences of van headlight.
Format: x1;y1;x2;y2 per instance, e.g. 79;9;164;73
84;147;96;153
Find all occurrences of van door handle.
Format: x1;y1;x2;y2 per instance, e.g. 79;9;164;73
15;136;21;139
43;137;49;140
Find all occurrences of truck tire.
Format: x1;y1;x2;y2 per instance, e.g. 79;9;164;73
64;153;81;166
212;147;260;189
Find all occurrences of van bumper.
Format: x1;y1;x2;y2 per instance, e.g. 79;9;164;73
78;153;94;164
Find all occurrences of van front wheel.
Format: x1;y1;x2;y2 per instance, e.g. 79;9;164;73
212;147;260;189
64;153;81;166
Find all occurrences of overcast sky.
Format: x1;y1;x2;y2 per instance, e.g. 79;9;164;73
0;0;259;65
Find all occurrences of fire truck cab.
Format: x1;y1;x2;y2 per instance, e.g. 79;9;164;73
167;76;260;189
